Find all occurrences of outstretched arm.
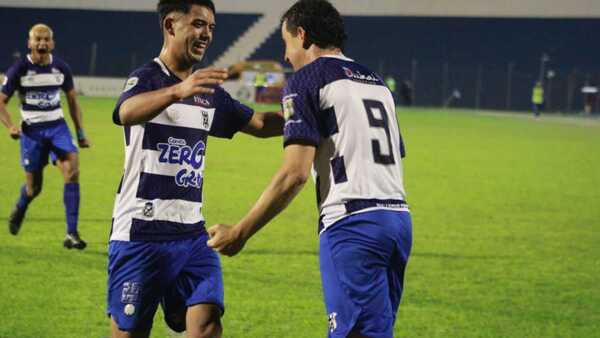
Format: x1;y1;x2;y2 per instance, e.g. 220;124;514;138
241;111;285;138
65;89;90;147
207;144;315;256
0;93;20;139
118;68;228;126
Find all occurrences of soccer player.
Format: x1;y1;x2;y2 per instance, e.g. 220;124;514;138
0;23;90;249
207;1;413;337
107;1;283;337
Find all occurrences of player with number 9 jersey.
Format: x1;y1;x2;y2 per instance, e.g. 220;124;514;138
282;54;408;233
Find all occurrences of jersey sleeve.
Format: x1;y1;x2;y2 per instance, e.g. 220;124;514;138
59;61;75;92
209;87;254;139
112;68;155;125
1;60;23;98
282;72;321;147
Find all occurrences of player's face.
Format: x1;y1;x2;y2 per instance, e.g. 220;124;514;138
173;5;215;63
281;20;308;71
28;29;54;55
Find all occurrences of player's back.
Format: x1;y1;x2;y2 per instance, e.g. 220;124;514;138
283;55;408;232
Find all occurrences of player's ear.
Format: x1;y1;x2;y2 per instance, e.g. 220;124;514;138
298;26;310;50
164;17;175;36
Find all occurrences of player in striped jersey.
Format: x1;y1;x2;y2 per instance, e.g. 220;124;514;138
107;1;284;337
0;23;90;249
208;1;412;337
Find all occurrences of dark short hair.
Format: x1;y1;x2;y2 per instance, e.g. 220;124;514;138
281;0;347;50
157;0;216;30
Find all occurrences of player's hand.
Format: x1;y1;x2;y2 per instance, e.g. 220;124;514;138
8;125;21;139
174;68;228;100
207;223;246;257
78;138;91;148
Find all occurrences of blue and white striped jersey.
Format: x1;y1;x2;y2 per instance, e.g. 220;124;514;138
282;55;408;234
1;54;74;125
110;58;253;242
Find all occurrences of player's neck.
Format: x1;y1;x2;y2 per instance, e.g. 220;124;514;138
307;47;342;64
159;49;194;80
30;52;51;66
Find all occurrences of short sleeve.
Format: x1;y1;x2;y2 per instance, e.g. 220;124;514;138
1;60;23;98
209;87;253;139
282;72;321;147
112;68;155;125
59;61;74;92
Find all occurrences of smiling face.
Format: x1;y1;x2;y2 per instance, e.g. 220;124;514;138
28;24;55;57
165;4;215;65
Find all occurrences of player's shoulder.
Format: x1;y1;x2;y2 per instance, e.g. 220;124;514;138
287;55;384;91
128;59;163;78
5;55;29;73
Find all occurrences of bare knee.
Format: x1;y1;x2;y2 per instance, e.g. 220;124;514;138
26;183;42;198
186;304;222;338
64;167;80;183
188;319;221;338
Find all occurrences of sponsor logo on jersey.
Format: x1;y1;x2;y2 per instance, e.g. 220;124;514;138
157;137;205;189
194;96;211;107
26;70;36;76
51;67;60;74
123;77;138;92
25;90;60;108
342;67;378;83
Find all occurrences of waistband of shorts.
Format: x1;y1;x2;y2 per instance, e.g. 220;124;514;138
318;198;409;234
344;198;408;214
22;118;65;128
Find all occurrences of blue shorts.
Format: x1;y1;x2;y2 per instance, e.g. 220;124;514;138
20;119;78;172
319;210;412;338
107;232;224;332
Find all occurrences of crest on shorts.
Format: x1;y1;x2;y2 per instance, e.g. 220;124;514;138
124;303;136;316
328;312;338;332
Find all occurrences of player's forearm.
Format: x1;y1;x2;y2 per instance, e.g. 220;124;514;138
66;98;84;130
0;102;16;129
235;167;308;241
243;112;284;138
118;86;180;125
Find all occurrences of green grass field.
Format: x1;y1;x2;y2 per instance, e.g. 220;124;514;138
0;97;599;338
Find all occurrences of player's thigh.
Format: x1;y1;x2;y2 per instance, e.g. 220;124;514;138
49;121;78;165
387;211;412;315
161;234;224;332
320;214;400;338
107;241;165;332
20;128;50;172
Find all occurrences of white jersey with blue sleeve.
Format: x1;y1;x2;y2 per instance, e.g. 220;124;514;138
110;58;253;242
282;55;408;234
